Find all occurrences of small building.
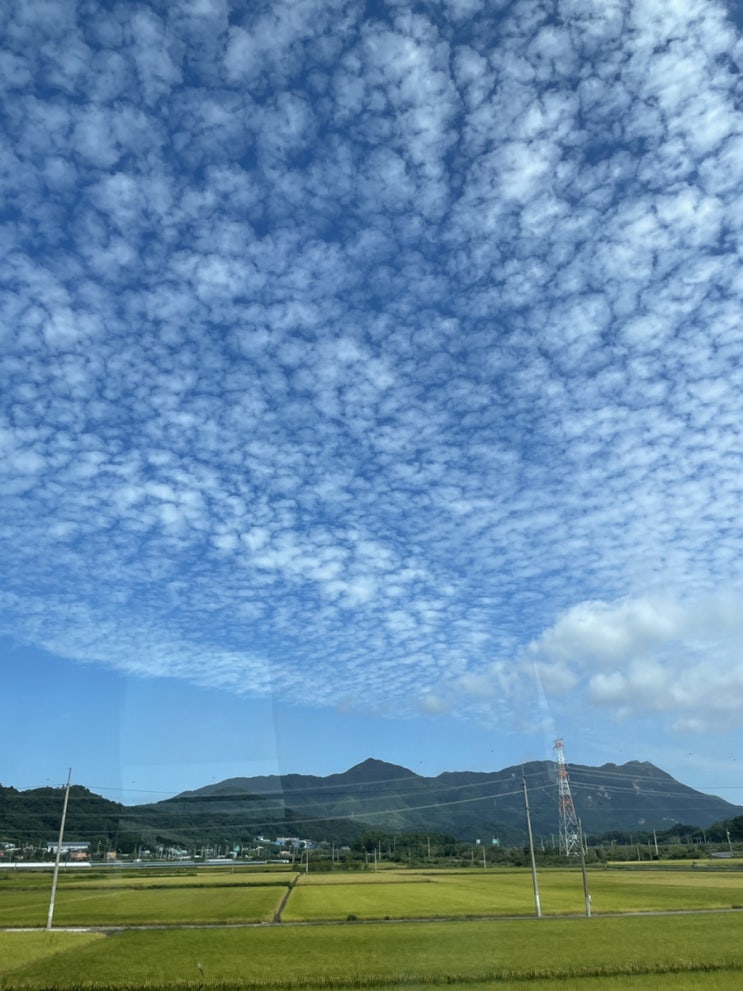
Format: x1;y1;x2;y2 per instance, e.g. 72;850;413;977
46;841;90;860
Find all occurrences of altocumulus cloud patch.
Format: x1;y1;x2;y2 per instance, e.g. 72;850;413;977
1;0;743;740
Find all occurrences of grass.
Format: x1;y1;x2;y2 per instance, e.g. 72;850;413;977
285;872;516;920
2;866;743;989
283;867;743;921
3;914;743;989
583;868;743;912
0;884;287;927
0;930;104;974
0;868;296;889
448;976;743;990
3;865;743;927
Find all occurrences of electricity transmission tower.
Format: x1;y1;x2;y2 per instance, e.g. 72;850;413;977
553;739;581;856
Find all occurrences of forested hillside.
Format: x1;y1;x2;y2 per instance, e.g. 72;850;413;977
2;758;741;855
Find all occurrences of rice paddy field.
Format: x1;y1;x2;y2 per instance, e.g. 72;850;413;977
0;869;293;927
283;866;743;920
1;864;743;989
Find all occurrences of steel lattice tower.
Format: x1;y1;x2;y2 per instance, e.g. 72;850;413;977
554;738;581;856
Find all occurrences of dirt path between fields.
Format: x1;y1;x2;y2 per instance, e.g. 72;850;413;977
272;873;299;922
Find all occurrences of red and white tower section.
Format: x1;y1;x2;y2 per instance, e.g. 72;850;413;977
554;738;581;856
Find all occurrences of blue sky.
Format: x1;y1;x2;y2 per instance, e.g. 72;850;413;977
2;0;743;809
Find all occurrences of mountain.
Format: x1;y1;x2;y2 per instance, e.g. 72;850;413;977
2;758;741;851
177;757;743;844
0;785;124;846
0;782;361;852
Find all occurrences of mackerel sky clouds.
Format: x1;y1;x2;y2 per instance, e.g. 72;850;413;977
2;0;743;803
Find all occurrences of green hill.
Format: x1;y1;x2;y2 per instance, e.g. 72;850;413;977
2;758;740;854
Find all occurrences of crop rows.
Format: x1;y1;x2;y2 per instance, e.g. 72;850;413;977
2;867;743;989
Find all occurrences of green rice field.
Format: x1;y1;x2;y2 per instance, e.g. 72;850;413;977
1;865;742;989
0;869;294;927
3;914;743;990
284;866;743;920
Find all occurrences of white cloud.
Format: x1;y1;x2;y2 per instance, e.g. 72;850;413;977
522;592;743;730
531;597;686;667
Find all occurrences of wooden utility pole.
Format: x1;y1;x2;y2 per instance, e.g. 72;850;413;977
47;770;71;930
522;772;541;918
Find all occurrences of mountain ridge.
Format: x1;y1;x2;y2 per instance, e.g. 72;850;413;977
177;757;424;799
3;758;740;851
174;756;743;843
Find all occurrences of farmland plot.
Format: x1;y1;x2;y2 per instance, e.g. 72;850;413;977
3;913;743;990
0;872;290;927
284;867;743;920
284;870;532;920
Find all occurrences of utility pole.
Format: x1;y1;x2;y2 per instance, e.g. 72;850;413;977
522;772;542;918
47;770;71;930
578;820;591;917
